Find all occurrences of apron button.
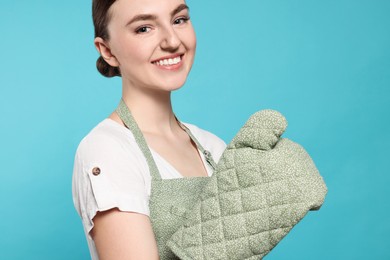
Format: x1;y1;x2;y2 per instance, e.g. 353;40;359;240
92;167;101;176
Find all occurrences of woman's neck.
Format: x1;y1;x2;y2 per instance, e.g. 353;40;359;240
119;84;180;136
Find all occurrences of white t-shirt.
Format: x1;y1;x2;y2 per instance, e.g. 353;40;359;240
72;118;226;260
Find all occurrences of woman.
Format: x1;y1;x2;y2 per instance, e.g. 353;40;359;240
72;0;226;259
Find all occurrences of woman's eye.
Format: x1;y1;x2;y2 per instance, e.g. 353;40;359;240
135;26;151;34
174;16;190;25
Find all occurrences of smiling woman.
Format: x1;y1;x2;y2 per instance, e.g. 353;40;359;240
72;0;226;259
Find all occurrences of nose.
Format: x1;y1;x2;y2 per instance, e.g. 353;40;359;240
160;26;181;51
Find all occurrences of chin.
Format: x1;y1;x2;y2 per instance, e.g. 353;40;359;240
154;74;189;92
161;81;187;92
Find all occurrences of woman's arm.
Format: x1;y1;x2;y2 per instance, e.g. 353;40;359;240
92;208;159;260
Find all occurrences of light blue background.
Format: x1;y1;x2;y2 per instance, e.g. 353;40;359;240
1;0;389;259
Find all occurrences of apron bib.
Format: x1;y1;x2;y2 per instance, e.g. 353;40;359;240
116;99;216;259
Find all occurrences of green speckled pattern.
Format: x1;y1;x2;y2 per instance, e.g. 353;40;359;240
166;110;327;259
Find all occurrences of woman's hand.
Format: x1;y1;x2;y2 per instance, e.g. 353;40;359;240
92;208;159;260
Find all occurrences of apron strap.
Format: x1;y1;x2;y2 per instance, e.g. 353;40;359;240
176;121;217;171
116;98;217;180
116;99;162;180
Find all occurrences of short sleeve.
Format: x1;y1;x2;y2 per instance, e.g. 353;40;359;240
72;131;150;238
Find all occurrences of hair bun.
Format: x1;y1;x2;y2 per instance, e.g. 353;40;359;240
96;56;121;78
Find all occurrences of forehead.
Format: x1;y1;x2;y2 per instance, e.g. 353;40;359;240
109;0;187;20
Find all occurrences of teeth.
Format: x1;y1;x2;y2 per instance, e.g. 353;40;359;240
154;56;181;66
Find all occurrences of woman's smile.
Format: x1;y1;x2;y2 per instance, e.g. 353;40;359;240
151;54;184;71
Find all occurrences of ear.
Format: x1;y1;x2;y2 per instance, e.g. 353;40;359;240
94;37;120;67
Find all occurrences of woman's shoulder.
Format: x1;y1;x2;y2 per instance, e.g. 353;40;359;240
73;118;150;178
182;122;224;144
76;118;135;157
73;118;149;194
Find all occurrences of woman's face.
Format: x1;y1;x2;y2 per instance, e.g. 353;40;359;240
102;0;196;92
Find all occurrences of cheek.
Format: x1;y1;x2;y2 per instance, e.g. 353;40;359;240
187;28;197;51
118;38;138;58
115;38;152;65
180;26;197;52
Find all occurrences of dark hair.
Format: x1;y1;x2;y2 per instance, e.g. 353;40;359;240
92;0;121;77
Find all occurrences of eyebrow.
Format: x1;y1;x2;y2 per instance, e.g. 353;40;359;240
171;4;189;17
126;4;189;26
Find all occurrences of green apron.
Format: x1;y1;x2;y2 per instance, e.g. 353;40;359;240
116;99;217;259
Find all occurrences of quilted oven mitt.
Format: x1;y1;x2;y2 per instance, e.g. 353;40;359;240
166;110;327;259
